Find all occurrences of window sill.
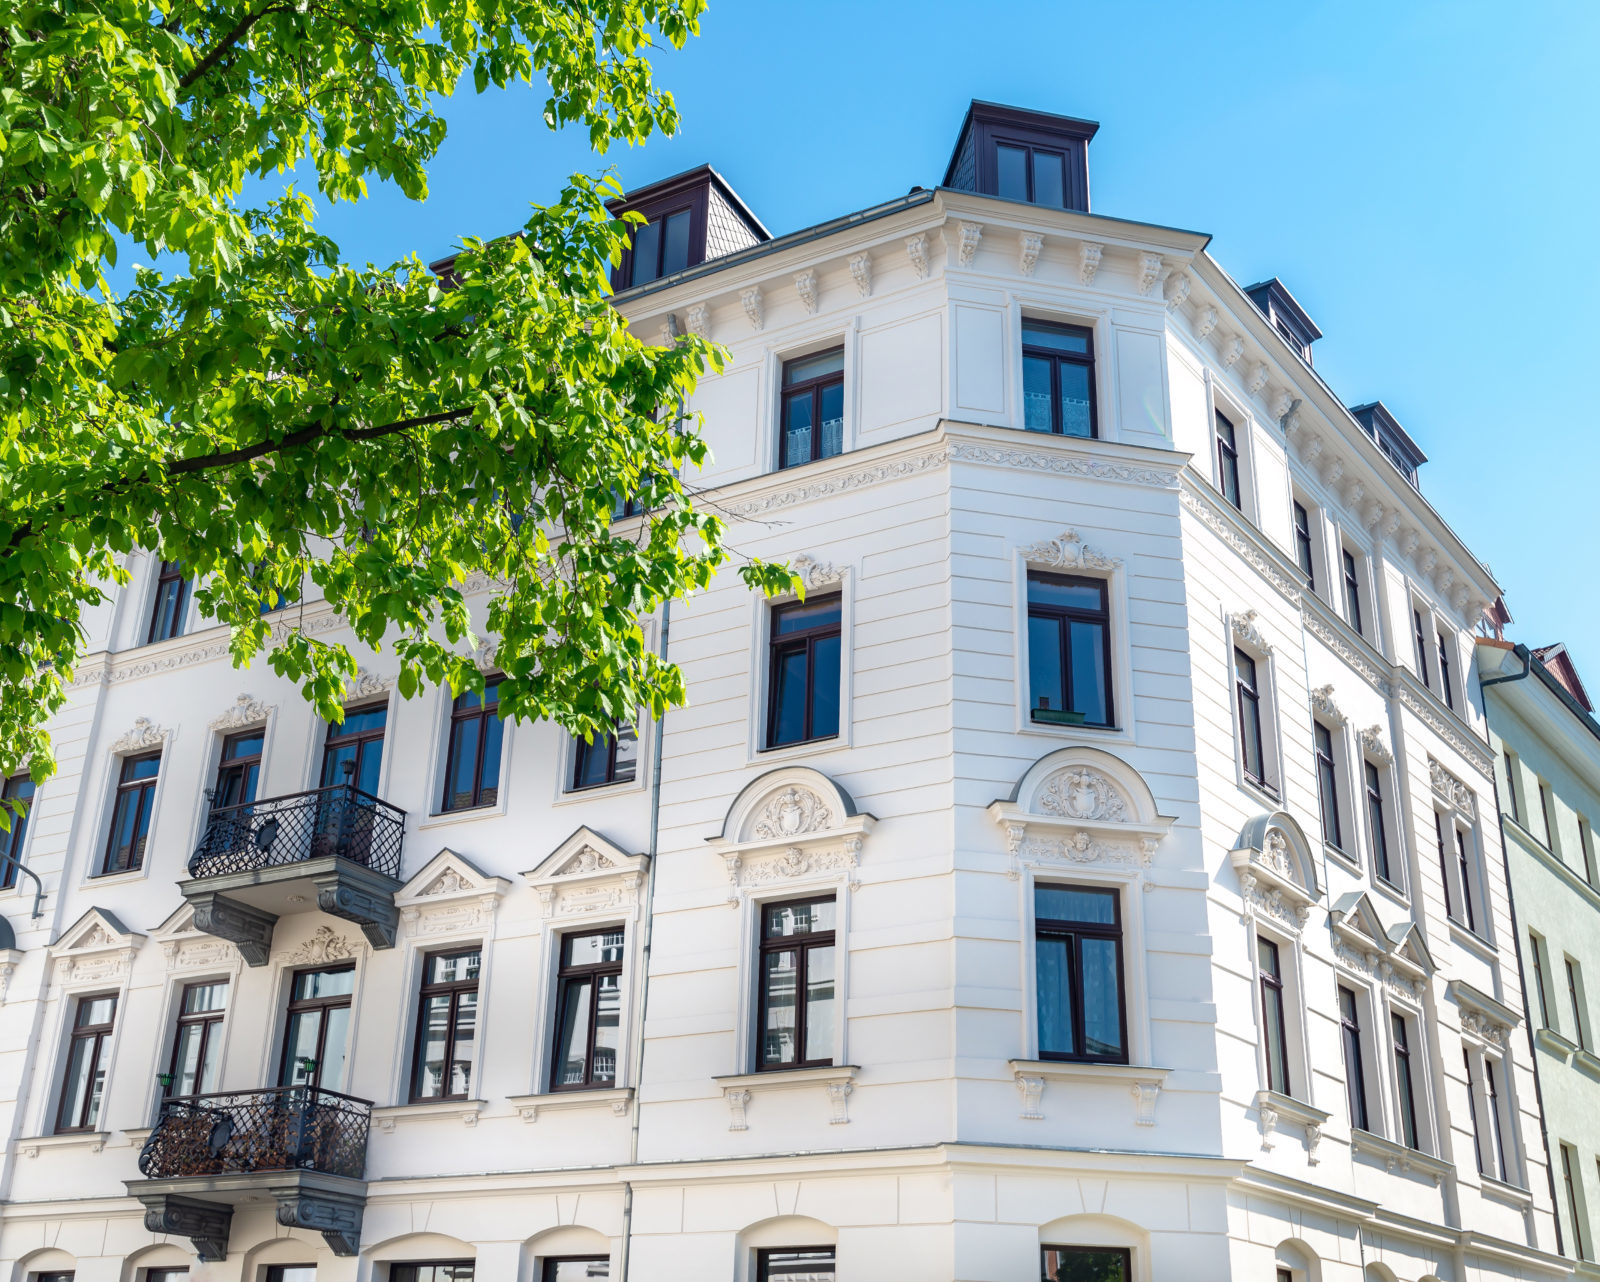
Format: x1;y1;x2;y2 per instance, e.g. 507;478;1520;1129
1479;1173;1534;1208
1535;1027;1576;1062
84;866;148;890
1253;1089;1331;1162
550;775;647;808
1350;1128;1452;1185
416;803;509;832
1323;842;1360;874
19;1131;110;1158
749;733;849;770
371;1098;487;1132
1009;1060;1169;1126
1448;920;1498;960
714;1065;858;1130
507;1086;634;1122
123;1125;154;1147
1239;777;1282;811
1573;1047;1600;1084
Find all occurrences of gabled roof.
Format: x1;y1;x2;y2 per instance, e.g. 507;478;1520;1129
605;163;771;241
1533;643;1593;713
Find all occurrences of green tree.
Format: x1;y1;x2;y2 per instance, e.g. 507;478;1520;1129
0;0;794;803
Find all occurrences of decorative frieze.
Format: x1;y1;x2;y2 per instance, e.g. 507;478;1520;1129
110;717;170;754
789;553;847;591
1179;486;1303;606
1358;725;1393;765
346;668;393;701
1427;755;1476;817
523;827;647;924
278;925;358;966
1231;609;1272;655
208;694;275;732
1019;529;1120;572
1309;684;1345;726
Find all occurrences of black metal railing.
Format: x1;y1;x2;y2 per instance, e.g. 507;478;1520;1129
188;784;405;880
137;1086;371;1180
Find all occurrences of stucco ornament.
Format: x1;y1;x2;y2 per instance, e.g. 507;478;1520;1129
754;788;830;841
1078;240;1102;285
904;233;930;280
209;693;275;731
1020;529;1119;572
1017;232;1042;277
848;252;872;297
1038;767;1130;824
956;220;983;267
110;717;169;753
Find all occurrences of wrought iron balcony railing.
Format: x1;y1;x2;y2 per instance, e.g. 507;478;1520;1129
188;784;405;881
137;1086;371;1181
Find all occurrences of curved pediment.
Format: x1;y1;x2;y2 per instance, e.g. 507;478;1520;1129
708;768;875;905
1230;811;1321;925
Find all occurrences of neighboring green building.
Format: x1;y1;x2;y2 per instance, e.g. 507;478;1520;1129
1480;636;1600;1278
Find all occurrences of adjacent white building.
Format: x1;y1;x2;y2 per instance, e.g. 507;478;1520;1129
0;101;1571;1282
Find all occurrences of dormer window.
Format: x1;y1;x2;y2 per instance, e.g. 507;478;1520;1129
1244;278;1322;366
943;101;1096;212
628;206;692;287
607;165;769;293
996;142;1068;207
1349;401;1427;490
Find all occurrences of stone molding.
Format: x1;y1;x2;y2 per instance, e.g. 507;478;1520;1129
714;1065;858;1130
1009;1060;1168;1127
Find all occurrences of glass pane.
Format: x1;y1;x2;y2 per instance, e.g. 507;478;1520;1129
1035;885;1117;925
1041;1247;1127;1281
337;704;388;737
1058;360;1093;438
1234;650;1256;689
804;943;835;1063
183;982;228;1015
224;733;264;761
784;348;844;384
428;951;480;984
127;754;161;781
1068;620;1109;725
268;1269;319;1282
320;742;357;788
1036;937;1074;1056
818;381;844;460
572;735;608;789
106;790;147;871
809;634;841;740
612;726;639;784
1256;936;1279;978
591;973;620;1084
782;390;813;467
319;1004;351;1090
79;994;116;1025
1032;149;1066;208
629;219;660;287
59;1035;96;1127
996;144;1028;200
760;1249;835;1280
355;739;383;795
1022;322;1090;355
543;1262;610;1282
294;968;355;1000
172;1022;208;1095
765;898;835;937
478;715;504;805
444;718;481;810
1027;574;1104;612
283;1010;322;1086
1028;615;1064;713
774;597;841;634
761;949;798;1066
564;930;625;966
771;648;809;746
661;209;691;275
1263;982;1289;1094
451;991;477;1095
1080;937;1123;1058
554;977;593;1085
1022;353;1053;432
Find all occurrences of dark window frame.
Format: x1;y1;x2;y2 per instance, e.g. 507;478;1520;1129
1257;934;1291;1096
440;678;504;813
1392;1010;1421;1150
755;1247;835;1282
549;929;626;1091
1465;1049;1486;1176
756;894;837;1071
1567;957;1589;1053
1214;409;1242;509
391;1262;475;1282
1026;572;1114;728
1;773;36;891
55;991;118;1133
277;962;355;1089
1413;608;1431;685
541;1260;610;1282
1039;1245;1131;1282
968;111;1092;211
1313;721;1343;850
570;724;639;792
1341;548;1364;635
1563;1143;1589;1261
102;751;160;875
165;980;228;1099
1435;812;1457;922
410;947;482;1102
1021;319;1097;439
1437;630;1456;710
1365;761;1394;886
1035;883;1128;1066
1531;932;1552;1028
765;594;843;749
1455;823;1478;934
265;1269;318;1282
212;730;263;813
778;346;845;469
1292;501;1316;589
1235;648;1270;790
1339;984;1370;1131
1540;781;1558;850
147;559;190;644
320;700;388;790
617;195;702;290
1486;1056;1510;1183
1504;750;1521;825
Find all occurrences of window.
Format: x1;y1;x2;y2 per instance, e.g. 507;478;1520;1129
103;752;160;875
550;930;624;1089
1214;410;1241;509
1455;824;1479;934
165;980;227;1098
766;595;842;748
1339;985;1369;1131
571;725;639;791
541;1262;609;1282
321;701;387;794
1314;722;1343;849
1035;883;1126;1064
628;206;692;287
779;348;845;469
1235;648;1269;789
1257;935;1291;1095
1567;957;1590;1052
147;1271;189;1282
1027;573;1113;728
391;1263;474;1281
266;1270;316;1282
996;141;1070;206
1;773;36;890
1562;1143;1590;1261
212;730;263;811
1468;1051;1512;1184
1292;502;1316;589
279;965;355;1091
1464;1049;1486;1176
1392;1011;1420;1149
1531;932;1553;1028
1365;762;1394;885
441;679;504;811
56;993;116;1132
1503;750;1522;825
34;1274;75;1282
1437;630;1456;710
1413;609;1431;686
1583;817;1599;886
757;896;836;1070
756;1248;835;1281
1021;320;1095;438
146;560;190;644
1277;1272;1293;1282
1540;781;1558;851
1041;1247;1129;1281
1436;812;1478;931
411;949;480;1101
1341;549;1364;635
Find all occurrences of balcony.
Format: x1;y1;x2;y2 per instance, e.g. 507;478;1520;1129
181;783;406;965
129;1086;372;1259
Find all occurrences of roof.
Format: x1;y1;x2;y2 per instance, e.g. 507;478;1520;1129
942;99;1101;187
604;163;771;242
1243;277;1323;342
1533;643;1593;712
1347;400;1429;468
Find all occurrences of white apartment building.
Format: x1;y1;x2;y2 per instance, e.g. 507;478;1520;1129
0;101;1572;1282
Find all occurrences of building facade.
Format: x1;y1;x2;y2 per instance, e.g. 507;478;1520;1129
0;102;1572;1282
1478;639;1600;1279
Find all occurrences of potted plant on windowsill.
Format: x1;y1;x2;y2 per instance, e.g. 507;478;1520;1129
1031;703;1087;727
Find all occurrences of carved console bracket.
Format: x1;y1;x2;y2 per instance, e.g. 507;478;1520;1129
1253;1088;1330;1165
713;1065;859;1132
187;892;277;967
275;1184;366;1257
140;1193;233;1262
315;866;402;952
1009;1061;1169;1127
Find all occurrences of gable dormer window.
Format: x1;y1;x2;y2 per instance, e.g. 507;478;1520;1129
628;206;692;288
996;142;1068;207
943;102;1096;213
607;165;769;294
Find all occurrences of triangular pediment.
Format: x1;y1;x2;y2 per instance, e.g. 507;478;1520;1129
396;847;509;907
1330;891;1387;943
152;904;199;939
1386;920;1435;977
52;907;143;954
523;827;646;884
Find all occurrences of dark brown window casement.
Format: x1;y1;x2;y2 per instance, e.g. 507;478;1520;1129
212;730;263;811
265;1269;317;1282
1531;931;1553;1027
1215;410;1242;509
542;1260;610;1282
1026;572;1112;727
320;701;387;794
1392;1011;1420;1149
1455;823;1478;933
165;980;228;1098
780;348;845;469
1504;750;1522;824
103;752;160;875
1293;502;1316;589
146;1270;191;1282
766;595;842;748
392;1267;475;1282
1366;761;1394;885
1235;649;1269;789
1567;957;1589;1052
1313;722;1342;849
279;964;355;1092
757;896;836;1070
411;948;481;1101
1437;631;1456;710
1021;320;1095;438
1035;883;1127;1064
1;773;35;890
1040;1247;1130;1282
626;205;693;288
572;725;639;791
756;1248;835;1281
441;679;504;812
1562;1144;1589;1261
1541;782;1558;850
1342;549;1364;635
147;559;190;643
1486;1058;1510;1182
1465;1049;1487;1176
56;992;116;1132
1257;935;1290;1095
1338;985;1369;1131
550;929;624;1090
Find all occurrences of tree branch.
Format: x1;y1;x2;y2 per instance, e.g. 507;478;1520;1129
178;2;292;92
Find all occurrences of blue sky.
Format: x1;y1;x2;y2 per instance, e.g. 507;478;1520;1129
233;0;1600;673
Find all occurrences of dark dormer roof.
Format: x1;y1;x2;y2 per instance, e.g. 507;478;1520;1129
1533;644;1594;713
603;164;769;293
943;101;1099;213
1244;278;1322;364
605;164;770;242
1348;401;1427;489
